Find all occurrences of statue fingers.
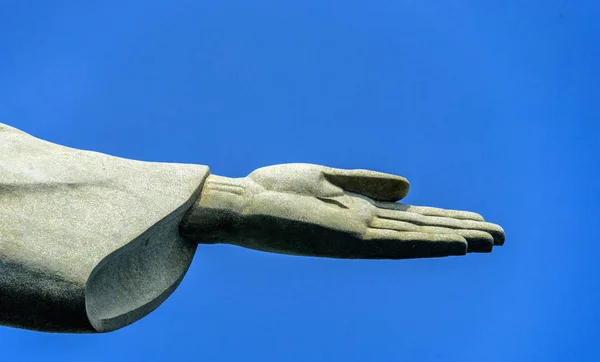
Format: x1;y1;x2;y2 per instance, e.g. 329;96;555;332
375;208;505;246
361;229;468;259
374;201;485;221
370;217;494;252
322;168;410;202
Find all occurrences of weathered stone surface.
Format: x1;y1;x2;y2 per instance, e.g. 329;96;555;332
0;123;505;334
180;164;505;259
0;123;209;332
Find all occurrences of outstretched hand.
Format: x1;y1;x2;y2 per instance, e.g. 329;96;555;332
179;164;504;259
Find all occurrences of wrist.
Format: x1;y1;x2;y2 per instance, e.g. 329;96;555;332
179;174;250;243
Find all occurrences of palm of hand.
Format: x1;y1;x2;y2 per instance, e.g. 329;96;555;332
246;164;502;258
246;164;377;240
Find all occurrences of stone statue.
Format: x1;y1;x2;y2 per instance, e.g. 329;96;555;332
0;122;505;333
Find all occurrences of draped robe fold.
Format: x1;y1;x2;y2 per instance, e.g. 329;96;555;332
0;123;209;332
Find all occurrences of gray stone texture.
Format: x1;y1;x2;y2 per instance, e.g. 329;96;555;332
0;123;505;334
0;123;209;332
181;164;504;259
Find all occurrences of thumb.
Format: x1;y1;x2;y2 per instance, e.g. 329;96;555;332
323;168;410;202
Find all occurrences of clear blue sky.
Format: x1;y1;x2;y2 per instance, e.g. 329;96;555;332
1;1;599;361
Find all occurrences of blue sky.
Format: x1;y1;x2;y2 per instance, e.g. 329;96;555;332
1;1;599;361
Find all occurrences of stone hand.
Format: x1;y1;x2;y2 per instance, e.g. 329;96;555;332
179;164;505;259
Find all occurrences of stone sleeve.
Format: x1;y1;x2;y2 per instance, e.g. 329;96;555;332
0;123;210;333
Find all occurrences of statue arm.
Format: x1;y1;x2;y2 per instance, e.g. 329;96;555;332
0;122;505;334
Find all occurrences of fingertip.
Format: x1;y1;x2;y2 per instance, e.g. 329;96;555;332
489;225;505;246
449;235;469;256
467;238;494;253
424;234;468;257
